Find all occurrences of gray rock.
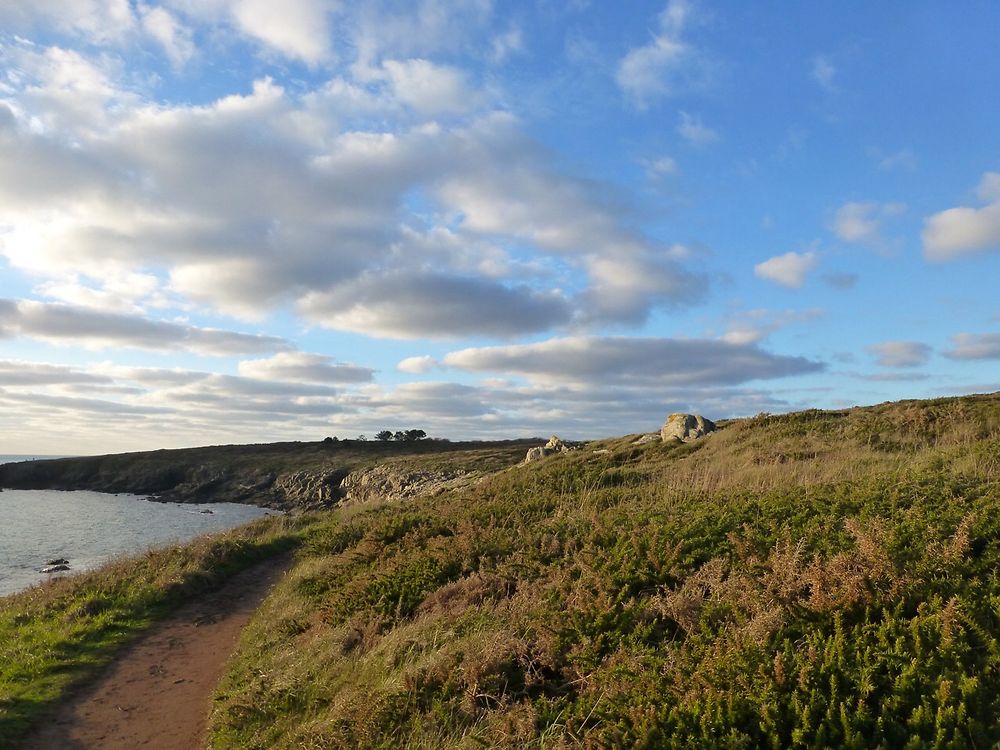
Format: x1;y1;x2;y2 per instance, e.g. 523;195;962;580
339;465;472;506
524;447;549;463
660;413;717;443
40;564;70;573
544;436;563;450
525;435;584;464
632;433;660;445
46;557;69;566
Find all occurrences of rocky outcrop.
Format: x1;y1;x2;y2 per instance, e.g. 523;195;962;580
338;465;472;506
523;435;583;463
0;439;534;510
271;469;347;510
661;413;716;443
523;447;547;464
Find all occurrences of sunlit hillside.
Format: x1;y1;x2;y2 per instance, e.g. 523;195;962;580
205;393;1000;748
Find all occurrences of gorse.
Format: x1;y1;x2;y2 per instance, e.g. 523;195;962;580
208;393;1000;748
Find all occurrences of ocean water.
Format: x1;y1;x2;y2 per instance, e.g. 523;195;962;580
0;489;276;597
0;454;71;463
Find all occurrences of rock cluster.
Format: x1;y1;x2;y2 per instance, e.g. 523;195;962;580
524;435;582;464
272;469;345;509
660;413;717;443
40;557;70;573
339;465;471;506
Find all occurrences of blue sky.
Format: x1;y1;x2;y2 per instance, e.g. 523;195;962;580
0;0;998;454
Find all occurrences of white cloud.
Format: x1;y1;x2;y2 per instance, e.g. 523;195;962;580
875;148;917;172
866;341;931;368
441;335;823;386
754;251;819;289
0;298;290;355
677;110;718;145
645;155;679;179
720;308;824;346
811;55;836;90
830;201;905;247
0;360;113;387
241;0;330;61
0;354;819;454
1;43;134;134
0;59;704;339
943;333;1000;360
579;251;704;325
924;172;1000;260
616;0;702;107
381;58;476;115
350;0;494;77
35;272;162;313
383;381;498;418
299;272;574;340
978;173;1000;202
238;351;374;383
0;0;136;45
140;5;196;67
397;355;438;374
489;26;523;64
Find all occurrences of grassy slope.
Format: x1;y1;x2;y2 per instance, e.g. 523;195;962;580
0;514;312;747
210;394;1000;748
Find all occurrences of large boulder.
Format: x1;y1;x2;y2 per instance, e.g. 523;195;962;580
661;413;716;443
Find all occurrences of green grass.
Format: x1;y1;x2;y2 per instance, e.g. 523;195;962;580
208;393;1000;748
0;513;313;748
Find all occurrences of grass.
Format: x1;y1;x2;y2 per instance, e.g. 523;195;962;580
4;393;1000;747
206;392;1000;748
0;513;313;748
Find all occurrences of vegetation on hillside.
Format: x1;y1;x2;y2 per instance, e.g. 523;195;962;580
208;394;1000;748
0;438;534;507
0;515;310;747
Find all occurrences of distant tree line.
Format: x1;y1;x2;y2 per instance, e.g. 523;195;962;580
374;429;427;442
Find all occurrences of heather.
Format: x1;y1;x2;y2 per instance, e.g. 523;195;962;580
210;394;1000;748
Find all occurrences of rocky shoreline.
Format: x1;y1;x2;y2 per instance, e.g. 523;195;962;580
0;439;535;511
0;418;718;512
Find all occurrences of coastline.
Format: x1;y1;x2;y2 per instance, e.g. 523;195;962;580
0;490;276;598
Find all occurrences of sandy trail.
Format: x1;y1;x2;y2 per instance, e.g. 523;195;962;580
25;556;291;749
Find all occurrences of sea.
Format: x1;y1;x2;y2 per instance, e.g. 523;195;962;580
0;455;276;597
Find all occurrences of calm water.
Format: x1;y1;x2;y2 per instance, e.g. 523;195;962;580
0;488;275;597
0;454;71;463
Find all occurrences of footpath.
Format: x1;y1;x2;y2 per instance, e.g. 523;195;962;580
24;556;291;749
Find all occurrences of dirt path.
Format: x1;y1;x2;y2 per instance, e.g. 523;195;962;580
25;556;292;750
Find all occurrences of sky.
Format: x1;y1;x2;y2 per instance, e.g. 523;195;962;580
1;1;999;455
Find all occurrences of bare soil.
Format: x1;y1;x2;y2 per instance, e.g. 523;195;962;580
24;556;291;749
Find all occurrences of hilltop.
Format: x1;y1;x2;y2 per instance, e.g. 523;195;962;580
3;391;1000;748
